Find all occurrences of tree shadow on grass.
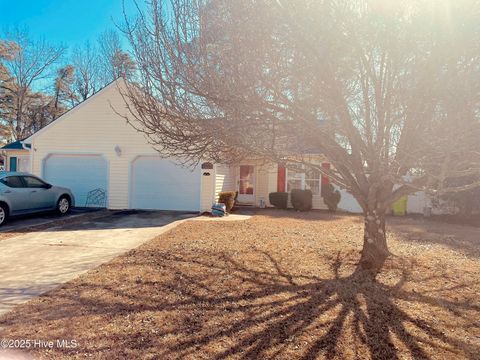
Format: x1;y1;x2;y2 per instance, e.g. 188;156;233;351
1;249;479;359
160;252;479;359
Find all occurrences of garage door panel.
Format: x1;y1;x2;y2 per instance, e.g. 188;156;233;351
131;157;200;211
44;155;108;207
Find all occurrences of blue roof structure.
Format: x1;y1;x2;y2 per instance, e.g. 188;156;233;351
0;140;30;150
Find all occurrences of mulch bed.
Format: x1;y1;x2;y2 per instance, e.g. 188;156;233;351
0;210;478;359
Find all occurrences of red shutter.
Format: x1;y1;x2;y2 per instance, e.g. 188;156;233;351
277;164;286;192
321;163;330;196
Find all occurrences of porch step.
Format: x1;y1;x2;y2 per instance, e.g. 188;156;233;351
235;203;256;208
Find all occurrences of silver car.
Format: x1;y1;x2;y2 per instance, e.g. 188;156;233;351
0;172;75;226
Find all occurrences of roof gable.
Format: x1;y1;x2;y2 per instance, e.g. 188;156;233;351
23;78;125;144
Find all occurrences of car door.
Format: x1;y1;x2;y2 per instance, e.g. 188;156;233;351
21;176;56;210
0;176;32;213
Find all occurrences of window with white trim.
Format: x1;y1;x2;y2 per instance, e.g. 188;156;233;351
286;165;321;195
305;167;321;195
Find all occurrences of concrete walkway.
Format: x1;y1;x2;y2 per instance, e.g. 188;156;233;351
192;214;252;222
0;211;196;316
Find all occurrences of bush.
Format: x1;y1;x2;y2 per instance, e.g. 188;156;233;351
218;191;236;213
269;192;288;209
291;189;313;211
323;183;341;212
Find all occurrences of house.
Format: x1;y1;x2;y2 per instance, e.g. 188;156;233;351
0;140;31;172
21;78;363;212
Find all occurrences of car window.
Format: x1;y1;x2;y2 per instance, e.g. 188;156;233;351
0;176;25;188
22;176;47;188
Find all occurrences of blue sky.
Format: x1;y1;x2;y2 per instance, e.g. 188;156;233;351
0;0;140;47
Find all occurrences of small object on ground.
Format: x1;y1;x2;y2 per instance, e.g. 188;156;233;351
211;203;227;217
259;198;266;209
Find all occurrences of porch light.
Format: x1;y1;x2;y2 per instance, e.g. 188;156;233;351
114;145;122;157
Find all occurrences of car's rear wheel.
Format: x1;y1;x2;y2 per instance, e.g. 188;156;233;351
0;204;8;226
57;196;71;215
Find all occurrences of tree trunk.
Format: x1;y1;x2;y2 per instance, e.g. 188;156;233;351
359;210;389;273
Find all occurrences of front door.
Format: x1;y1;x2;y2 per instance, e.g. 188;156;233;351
238;165;255;204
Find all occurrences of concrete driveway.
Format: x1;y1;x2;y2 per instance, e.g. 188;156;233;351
0;211;196;316
0;208;102;232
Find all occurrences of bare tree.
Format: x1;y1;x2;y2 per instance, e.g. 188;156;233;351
98;29;136;82
123;0;480;273
1;28;65;140
71;41;102;102
0;40;18;81
110;49;136;80
52;65;76;115
0;40;20;140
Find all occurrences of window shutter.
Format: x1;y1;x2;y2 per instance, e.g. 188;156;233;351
277;164;286;192
9;157;17;172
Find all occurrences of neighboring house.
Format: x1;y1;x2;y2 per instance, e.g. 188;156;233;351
0;140;31;172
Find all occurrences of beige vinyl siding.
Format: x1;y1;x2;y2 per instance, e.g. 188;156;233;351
29;80;190;210
267;163;278;200
3;150;30;171
214;164;235;201
313;195;328;210
255;163;277;207
200;168;215;212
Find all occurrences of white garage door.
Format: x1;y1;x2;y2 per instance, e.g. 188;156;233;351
43;155;108;207
131;157;201;211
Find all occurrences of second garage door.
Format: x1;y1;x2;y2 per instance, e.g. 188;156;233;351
43;154;109;207
131;157;201;211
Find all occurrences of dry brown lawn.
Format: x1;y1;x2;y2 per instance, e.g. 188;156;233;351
0;210;479;360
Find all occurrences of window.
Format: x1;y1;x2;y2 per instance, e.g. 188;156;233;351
286;165;303;193
286;165;321;195
305;168;320;195
22;176;47;188
0;176;25;188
